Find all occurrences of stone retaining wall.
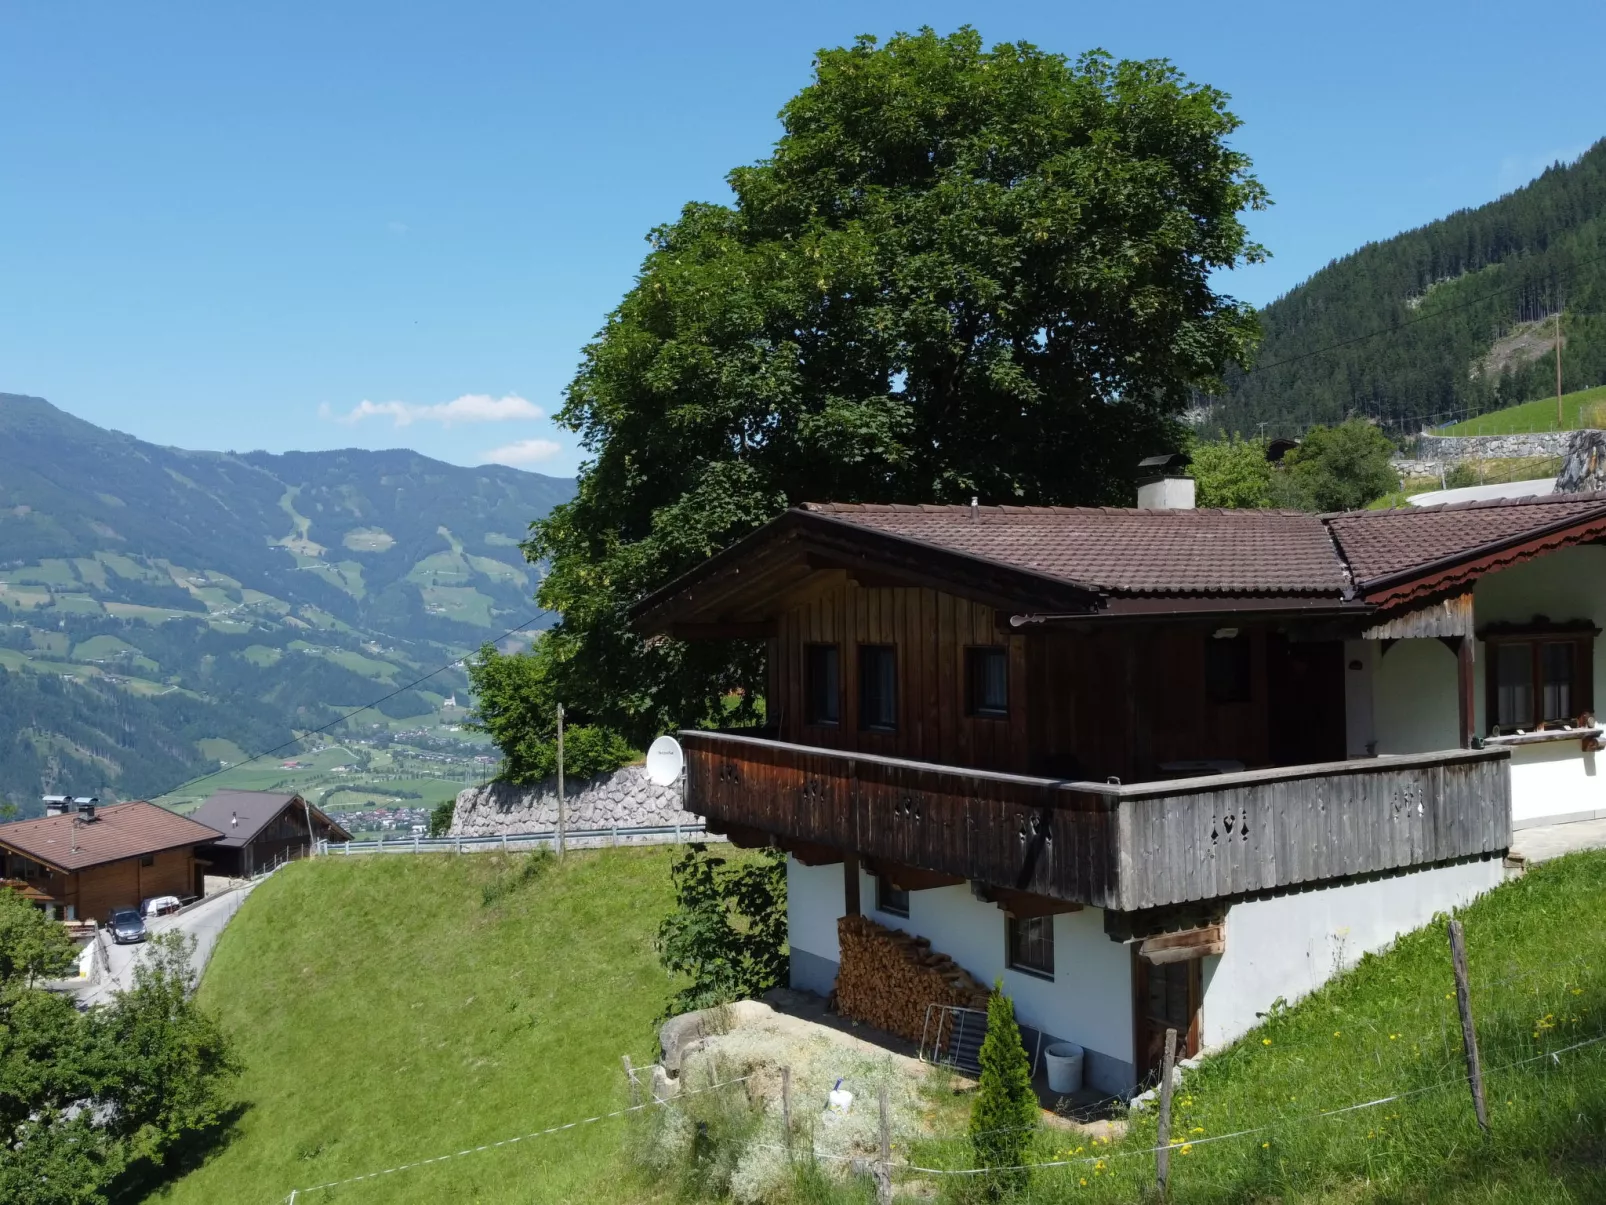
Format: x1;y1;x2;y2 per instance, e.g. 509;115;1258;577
449;764;698;837
1413;431;1578;463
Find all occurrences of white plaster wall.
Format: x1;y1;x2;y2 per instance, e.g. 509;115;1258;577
1471;546;1606;825
1343;639;1377;757
1200;857;1503;1049
859;871;1133;1086
1508;742;1606;827
1372;638;1460;755
787;858;844;963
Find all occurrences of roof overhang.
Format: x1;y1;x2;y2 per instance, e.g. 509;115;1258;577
631;508;1106;635
1356;508;1606;607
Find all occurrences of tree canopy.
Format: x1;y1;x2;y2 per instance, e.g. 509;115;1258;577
505;26;1267;747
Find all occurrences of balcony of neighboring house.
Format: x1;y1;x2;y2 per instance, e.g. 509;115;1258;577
684;730;1512;914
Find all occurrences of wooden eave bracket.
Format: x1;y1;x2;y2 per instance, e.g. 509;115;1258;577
864;858;964;892
969;881;1084;917
1139;924;1226;965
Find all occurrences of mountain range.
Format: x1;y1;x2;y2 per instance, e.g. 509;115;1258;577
1211;138;1606;436
0;393;573;816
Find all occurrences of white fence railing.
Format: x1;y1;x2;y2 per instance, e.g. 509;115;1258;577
317;822;716;857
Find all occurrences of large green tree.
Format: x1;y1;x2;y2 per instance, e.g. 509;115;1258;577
516;27;1268;745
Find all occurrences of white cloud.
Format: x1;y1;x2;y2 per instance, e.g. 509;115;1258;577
323;393;544;428
483;438;562;466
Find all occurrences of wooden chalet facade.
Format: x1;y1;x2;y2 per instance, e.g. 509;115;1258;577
0;801;222;922
635;491;1606;1093
188;789;350;878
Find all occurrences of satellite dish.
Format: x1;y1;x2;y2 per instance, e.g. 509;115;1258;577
645;735;685;786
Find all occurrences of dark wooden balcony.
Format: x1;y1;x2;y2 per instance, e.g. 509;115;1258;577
682;731;1512;913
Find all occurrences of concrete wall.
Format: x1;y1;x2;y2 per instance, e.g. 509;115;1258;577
786;857;1135;1095
1201;857;1503;1047
450;764;698;837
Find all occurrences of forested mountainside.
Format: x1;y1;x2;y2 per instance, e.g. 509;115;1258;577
0;393;573;816
1210;138;1606;435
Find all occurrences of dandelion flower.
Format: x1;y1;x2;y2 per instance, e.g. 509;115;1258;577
1262;1038;1272;1046
1262;1142;1270;1149
1333;1030;1342;1037
1180;1144;1193;1155
1080;1179;1088;1187
1191;1126;1205;1134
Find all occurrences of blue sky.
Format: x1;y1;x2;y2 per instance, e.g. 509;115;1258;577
3;1;1603;478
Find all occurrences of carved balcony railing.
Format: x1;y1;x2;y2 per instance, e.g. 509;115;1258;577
681;731;1511;912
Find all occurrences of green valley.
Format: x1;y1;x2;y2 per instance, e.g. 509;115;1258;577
0;392;574;818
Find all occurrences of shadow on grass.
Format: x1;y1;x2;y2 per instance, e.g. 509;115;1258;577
107;1099;251;1204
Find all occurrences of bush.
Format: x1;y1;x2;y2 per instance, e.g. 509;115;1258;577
427;797;455;836
968;983;1037;1199
1190;434;1273;508
1279;419;1399;511
655;844;787;1017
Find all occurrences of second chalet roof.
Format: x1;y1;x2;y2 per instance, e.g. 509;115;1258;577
0;801;222;872
1327;492;1606;590
803;503;1348;596
188;789;342;849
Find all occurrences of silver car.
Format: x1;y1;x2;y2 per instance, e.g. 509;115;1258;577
108;908;146;944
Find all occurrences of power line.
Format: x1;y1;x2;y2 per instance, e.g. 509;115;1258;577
151;614;547;807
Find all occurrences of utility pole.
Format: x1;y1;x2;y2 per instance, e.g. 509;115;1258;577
556;702;566;858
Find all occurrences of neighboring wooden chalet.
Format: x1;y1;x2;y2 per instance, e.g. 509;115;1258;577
0;801;222;922
188;790;349;877
634;485;1606;1094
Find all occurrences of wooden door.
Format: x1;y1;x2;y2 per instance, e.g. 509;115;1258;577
1134;953;1201;1085
1267;636;1346;767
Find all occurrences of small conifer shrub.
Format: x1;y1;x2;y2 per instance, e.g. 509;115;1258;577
968;980;1038;1198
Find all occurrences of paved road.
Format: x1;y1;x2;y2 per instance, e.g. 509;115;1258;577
1510;817;1606;865
73;881;258;1006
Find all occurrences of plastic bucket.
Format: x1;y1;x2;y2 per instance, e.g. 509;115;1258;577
1043;1042;1084;1094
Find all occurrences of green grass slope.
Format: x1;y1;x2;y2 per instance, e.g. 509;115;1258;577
910;851;1606;1203
1441;382;1606;436
151;849;684;1205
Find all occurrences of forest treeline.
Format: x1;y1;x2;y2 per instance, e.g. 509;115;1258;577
1211;138;1606;436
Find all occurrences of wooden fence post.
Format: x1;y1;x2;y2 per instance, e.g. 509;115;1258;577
621;1055;640;1106
1448;919;1490;1134
556;702;566;858
875;1082;892;1205
1155;1026;1179;1196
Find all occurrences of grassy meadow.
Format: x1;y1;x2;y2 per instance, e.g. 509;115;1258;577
904;850;1606;1204
149;848;689;1205
1441;383;1606;436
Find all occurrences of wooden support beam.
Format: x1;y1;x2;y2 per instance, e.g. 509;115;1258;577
781;839;844;867
1138;924;1226;965
1453;635;1477;748
982;885;1084;918
864;859;965;892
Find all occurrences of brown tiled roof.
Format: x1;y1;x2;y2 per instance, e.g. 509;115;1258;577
805;504;1349;596
0;802;221;872
189;789;349;848
1327;493;1606;589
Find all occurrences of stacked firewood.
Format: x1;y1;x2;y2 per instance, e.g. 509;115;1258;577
834;914;991;1043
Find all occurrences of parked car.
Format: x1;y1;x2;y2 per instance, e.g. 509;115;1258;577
142;895;182;918
108;908;146;944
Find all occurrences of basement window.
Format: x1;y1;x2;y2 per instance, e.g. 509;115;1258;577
876;875;910;918
965;646;1009;718
858;645;898;731
805;644;841;726
1006;913;1055;980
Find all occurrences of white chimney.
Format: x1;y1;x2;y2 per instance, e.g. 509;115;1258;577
1136;453;1196;509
